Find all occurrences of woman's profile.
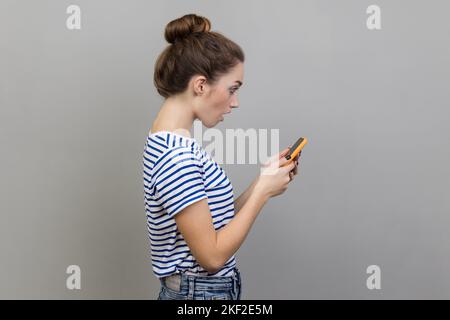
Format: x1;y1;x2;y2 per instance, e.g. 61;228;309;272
142;13;300;300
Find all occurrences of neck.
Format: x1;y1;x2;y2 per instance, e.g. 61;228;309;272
151;95;196;137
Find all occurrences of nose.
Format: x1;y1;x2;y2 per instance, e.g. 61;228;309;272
231;96;239;109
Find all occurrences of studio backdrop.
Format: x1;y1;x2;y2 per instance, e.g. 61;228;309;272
1;0;449;299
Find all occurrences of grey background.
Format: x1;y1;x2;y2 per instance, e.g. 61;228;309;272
1;0;449;299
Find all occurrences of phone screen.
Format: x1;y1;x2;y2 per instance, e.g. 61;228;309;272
286;137;305;160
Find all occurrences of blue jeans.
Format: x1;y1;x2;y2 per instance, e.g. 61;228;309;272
157;267;242;300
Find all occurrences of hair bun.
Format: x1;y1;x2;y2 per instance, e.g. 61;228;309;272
164;14;211;44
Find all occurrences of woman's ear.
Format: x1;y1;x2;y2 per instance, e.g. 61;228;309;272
192;76;207;96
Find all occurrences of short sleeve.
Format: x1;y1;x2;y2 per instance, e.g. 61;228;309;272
153;147;208;218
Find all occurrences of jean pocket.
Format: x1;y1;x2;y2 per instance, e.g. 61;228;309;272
203;290;232;300
159;286;186;300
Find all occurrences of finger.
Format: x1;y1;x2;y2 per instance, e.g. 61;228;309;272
295;153;301;166
283;161;296;173
289;170;295;181
292;165;298;175
265;146;290;165
295;158;300;172
295;162;301;175
279;147;290;159
278;156;293;168
294;150;302;160
262;151;282;167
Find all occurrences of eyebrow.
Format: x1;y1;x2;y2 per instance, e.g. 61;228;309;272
234;81;243;87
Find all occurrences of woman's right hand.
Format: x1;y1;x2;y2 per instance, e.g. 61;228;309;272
254;147;298;200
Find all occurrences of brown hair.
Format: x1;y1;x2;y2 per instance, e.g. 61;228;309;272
154;14;245;98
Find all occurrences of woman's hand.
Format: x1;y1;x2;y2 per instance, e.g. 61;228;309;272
277;147;301;181
254;146;300;200
288;150;301;181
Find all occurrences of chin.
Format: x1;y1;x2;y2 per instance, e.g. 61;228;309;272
202;119;219;128
204;122;216;128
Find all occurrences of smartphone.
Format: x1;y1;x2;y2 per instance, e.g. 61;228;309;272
283;137;308;165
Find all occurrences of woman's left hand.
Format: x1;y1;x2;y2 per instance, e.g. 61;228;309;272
288;150;301;181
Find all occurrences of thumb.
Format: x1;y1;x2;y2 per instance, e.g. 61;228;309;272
262;148;288;167
278;154;294;168
282;160;296;173
279;147;290;159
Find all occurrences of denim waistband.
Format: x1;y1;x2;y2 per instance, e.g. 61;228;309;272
160;267;241;299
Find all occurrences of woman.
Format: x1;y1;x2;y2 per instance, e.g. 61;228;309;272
143;13;301;300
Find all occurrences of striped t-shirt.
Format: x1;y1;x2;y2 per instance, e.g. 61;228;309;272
142;130;237;278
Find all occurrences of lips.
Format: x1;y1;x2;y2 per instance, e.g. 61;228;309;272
220;111;231;121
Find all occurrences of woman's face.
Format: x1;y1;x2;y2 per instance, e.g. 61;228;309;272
194;62;244;128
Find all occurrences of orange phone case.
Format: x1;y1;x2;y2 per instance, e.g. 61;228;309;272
282;137;308;166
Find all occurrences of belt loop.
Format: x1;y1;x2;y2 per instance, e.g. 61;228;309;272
233;267;240;281
234;267;241;300
187;275;195;300
232;268;238;299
